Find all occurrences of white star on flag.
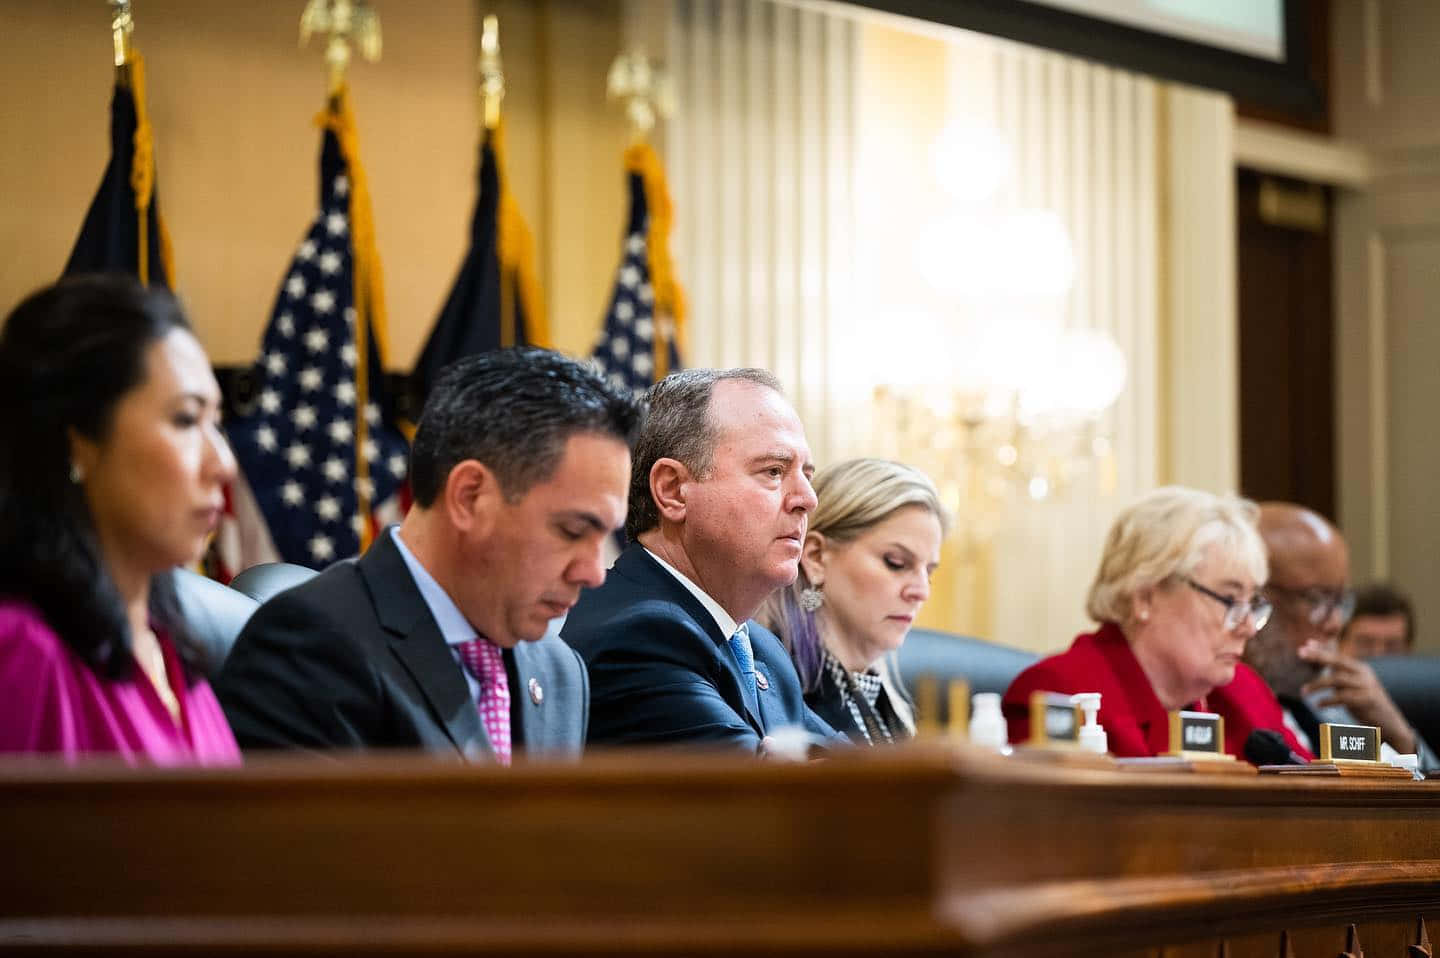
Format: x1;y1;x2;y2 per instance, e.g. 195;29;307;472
620;265;641;289
309;534;334;562
265;352;287;376
328;418;353;445
291;404;317;431
298;367;323;392
325;211;348;236
285;442;312;469
286;273;306;299
304;328;329;353
340;344;357;367
335;381;356;406
256;426;277;451
311;289;336;314
319;251;342;275
626;233;645;255
322;457;347;483
259;389;281;414
277;313;295;337
315;496;341;521
296;240;318;262
281;480;304;506
333;175;349;197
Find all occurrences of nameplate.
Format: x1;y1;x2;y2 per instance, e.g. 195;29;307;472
1318;723;1382;763
1164;710;1229;760
1028;692;1080;746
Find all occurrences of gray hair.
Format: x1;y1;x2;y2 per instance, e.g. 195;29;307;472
625;367;783;541
1086;486;1268;625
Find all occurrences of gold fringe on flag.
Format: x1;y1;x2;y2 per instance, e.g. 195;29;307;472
624;141;687;379
490;120;549;349
122;50;175;287
318;87;388;551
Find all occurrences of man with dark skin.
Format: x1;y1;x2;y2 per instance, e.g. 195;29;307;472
1244;503;1428;761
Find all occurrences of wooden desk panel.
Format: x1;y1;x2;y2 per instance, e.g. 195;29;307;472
0;745;1437;956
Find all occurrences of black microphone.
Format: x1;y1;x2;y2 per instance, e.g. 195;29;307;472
1244;728;1309;766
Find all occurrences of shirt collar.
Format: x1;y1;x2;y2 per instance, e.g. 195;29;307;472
390;526;478;648
644;547;740;639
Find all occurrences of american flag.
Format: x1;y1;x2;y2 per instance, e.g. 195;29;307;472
590;145;684;397
224;100;409;569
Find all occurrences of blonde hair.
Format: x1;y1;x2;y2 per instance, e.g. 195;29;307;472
762;458;950;732
1086;486;1267;625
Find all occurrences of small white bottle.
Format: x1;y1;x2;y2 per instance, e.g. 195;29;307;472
969;692;1010;753
1071;692;1108;755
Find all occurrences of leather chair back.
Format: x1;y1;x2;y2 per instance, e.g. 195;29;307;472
895;628;1039;727
170;567;259;678
1369;654;1440;753
229;562;318;605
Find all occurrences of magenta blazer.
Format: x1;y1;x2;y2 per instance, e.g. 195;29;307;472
0;599;240;765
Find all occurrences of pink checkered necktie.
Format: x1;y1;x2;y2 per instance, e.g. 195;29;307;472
455;638;511;766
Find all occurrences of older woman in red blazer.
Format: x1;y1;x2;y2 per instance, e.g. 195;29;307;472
1004;487;1312;762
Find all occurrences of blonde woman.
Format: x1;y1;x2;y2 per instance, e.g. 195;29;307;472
761;459;949;746
1002;486;1311;760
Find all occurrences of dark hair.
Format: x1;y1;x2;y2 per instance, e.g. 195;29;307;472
1347;582;1416;645
0;273;203;679
625;367;782;541
408;346;644;507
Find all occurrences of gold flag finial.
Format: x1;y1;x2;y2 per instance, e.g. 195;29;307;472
300;0;382;96
479;14;504;131
109;0;134;68
607;49;675;143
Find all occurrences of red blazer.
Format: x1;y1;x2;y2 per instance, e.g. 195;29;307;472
1002;623;1313;762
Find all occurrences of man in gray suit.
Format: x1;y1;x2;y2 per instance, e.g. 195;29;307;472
216;348;642;762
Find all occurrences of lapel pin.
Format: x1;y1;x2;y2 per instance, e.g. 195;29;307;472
755;671;769;691
528;677;544;705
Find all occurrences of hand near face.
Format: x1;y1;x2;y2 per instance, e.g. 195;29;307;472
1299;639;1416;754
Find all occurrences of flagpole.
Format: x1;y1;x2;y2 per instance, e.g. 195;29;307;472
477;16;517;348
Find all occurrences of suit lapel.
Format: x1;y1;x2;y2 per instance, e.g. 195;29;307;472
509;640;542;749
615;546;766;735
359;530;491;760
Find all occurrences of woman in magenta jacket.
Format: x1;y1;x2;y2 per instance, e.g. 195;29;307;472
0;275;240;764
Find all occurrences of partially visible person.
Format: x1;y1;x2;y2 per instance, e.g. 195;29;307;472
761;458;948;746
562;368;840;753
1339;583;1415;660
0;274;240;764
1003;487;1308;761
217;348;640;762
1245;504;1435;768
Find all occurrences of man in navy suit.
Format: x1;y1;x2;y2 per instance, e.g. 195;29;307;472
217;348;641;762
562;368;840;753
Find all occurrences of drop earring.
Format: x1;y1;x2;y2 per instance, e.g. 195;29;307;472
799;586;824;612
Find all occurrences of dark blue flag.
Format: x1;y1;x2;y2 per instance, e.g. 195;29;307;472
65;52;173;288
412;123;547;409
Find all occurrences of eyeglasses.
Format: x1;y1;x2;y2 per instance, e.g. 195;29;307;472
1184;578;1273;632
1266;584;1356;626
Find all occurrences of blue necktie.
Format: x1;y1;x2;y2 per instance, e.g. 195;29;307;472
728;622;758;704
